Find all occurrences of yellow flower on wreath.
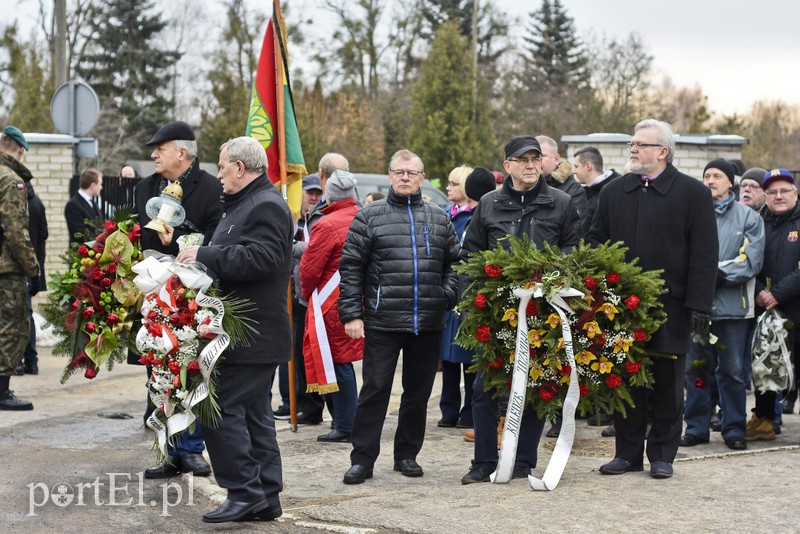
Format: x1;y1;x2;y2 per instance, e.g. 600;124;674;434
529;362;544;381
546;313;561;328
613;337;633;353
502;308;518;328
556;337;565;351
591;356;613;374
575;350;597;366
599;303;618;321
582;320;602;339
528;328;547;348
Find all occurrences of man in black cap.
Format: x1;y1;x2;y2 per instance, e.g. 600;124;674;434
132;120;222;479
460;135;580;484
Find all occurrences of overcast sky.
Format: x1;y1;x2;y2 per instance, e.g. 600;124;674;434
4;0;798;116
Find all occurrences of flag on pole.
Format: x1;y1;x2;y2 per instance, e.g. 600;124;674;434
247;0;306;217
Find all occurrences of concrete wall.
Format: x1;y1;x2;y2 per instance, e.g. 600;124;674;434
20;134;76;311
561;133;749;180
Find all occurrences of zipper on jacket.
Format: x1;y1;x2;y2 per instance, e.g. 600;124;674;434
424;225;430;256
375;285;381;311
407;196;419;335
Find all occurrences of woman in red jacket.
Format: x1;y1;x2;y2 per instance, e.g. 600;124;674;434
300;170;364;442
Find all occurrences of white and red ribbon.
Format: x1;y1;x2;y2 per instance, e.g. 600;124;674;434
306;271;340;394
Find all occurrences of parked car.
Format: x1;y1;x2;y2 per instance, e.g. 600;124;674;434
352;173;449;209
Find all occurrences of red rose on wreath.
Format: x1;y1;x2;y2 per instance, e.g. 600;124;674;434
106;264;117;275
168;359;181;375
103;220;117;233
579;382;591;397
92;269;104;281
85;322;97;333
606;271;621;284
633;329;648;342
84;367;97;379
558;364;571;376
82;307;95;318
488;357;504;369
583;276;598;289
77;245;89;258
605;374;622;389
625;361;642;374
484;264;502;278
624;295;640;310
476;325;491;342
695;377;706;388
473;294;487;309
526;300;538;316
538;383;558;401
187;360;201;374
596;335;607;346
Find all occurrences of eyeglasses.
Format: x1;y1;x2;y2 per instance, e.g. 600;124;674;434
507;156;542;165
765;187;797;197
627;142;663;150
739;182;762;191
391;169;422;178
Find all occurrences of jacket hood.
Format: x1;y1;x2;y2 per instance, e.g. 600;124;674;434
549;159;573;184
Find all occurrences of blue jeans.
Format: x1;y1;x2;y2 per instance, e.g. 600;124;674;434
471;370;545;469
684;319;748;440
439;361;474;423
329;362;358;433
268;362;290;408
23;293;37;366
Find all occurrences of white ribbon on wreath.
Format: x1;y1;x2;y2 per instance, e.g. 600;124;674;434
492;281;583;491
751;308;794;393
132;255;230;455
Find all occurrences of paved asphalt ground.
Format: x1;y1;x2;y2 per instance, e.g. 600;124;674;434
2;347;799;533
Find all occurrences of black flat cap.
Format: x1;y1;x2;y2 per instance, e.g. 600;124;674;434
146;121;196;146
504;135;541;159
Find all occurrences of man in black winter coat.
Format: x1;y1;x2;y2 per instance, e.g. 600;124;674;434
339;149;461;485
588;118;718;479
460;135;580;485
572;146;620;234
537;135;588;236
177;136;293;523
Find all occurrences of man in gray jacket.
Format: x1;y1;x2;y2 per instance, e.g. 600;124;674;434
681;159;764;451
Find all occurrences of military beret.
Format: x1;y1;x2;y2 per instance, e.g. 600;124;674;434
145;121;196;146
2;125;28;151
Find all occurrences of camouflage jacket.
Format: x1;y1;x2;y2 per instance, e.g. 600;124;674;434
0;154;39;278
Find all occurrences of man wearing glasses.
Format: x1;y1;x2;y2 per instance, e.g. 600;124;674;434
460;135;580;484
739;167;768;213
588;118;718;479
338;149;461;484
751;168;800;439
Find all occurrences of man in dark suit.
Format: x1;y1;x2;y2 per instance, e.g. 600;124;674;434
176;136;293;523
132;120;223;480
64;168;103;244
588;118;718;479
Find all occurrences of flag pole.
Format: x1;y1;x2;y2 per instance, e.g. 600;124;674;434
273;0;297;432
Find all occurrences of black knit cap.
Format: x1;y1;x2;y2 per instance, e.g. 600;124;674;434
463;167;497;202
146;121;196;146
704;158;735;186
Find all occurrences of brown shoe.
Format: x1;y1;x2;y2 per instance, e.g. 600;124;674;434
464;430;475;442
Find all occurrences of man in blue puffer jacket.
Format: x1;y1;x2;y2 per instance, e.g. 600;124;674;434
338;149;461;484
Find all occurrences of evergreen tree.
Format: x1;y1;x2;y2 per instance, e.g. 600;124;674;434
407;21;495;182
76;0;181;159
1;27;54;132
522;0;589;89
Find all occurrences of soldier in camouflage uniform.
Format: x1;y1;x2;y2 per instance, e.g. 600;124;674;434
0;126;40;410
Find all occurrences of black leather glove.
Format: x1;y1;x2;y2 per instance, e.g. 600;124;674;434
689;310;711;343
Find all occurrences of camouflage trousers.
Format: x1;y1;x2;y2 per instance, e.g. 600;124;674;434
0;274;30;376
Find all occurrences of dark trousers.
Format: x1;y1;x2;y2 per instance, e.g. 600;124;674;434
350;329;442;468
439;361;474;422
202;363;282;506
471;370;545;469
615;354;685;464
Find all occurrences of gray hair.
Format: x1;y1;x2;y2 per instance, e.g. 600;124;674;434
319;152;349;177
388;149;424;172
634;118;675;164
221;137;268;173
173;139;197;159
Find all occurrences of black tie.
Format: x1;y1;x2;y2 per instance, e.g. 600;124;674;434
93;199;102;217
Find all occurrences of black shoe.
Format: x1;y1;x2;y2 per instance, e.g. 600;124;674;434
144;456;182;479
599;457;643;475
14;362;24;375
546;422;561;438
650;461;673;479
781;398;795;414
296;411;323;425
461;462;495;484
237;504;282;522
394;458;423;477
437;417;457;428
273;405;290;420
587;413;614;426
23;363;38;375
710;412;722;432
600;423;616;437
512;466;531;479
0;390;33;410
773;423;782;435
180;453;211;476
317;429;351;442
724;436;747;450
679;434;709;447
343;464;373;484
202;499;269;523
456;418;474;429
